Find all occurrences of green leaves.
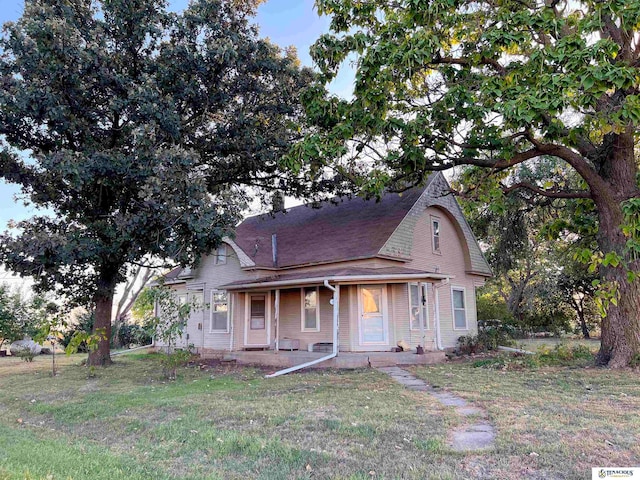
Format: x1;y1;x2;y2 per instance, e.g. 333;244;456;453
0;0;318;307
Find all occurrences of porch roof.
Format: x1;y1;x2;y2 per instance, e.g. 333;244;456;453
221;266;451;291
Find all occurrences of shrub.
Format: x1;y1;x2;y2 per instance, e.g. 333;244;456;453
457;335;481;355
458;326;515;355
160;349;194;380
477;325;515;350
17;349;36;362
473;344;594;370
536;344;594;366
117;323;152;348
60;311;94;353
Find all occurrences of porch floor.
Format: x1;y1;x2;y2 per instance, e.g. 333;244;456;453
221;349;445;369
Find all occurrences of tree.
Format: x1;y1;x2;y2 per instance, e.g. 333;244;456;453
300;0;640;366
0;285;58;350
0;0;318;365
462;160;600;336
112;266;155;348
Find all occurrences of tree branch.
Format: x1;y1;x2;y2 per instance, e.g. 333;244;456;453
501;181;592;199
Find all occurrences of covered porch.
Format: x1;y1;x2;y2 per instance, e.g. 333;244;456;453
223;267;452;362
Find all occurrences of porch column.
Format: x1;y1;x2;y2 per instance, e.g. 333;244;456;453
274;289;280;353
418;281;425;349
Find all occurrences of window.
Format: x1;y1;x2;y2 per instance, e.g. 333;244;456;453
301;287;319;331
452;287;467;330
431;217;441;253
250;295;266;330
213;244;227;265
210;291;229;332
409;283;429;330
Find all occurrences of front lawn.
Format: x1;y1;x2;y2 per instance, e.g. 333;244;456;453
0;353;637;479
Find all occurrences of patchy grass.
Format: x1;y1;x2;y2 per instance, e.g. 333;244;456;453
0;353;459;480
0;352;638;479
515;337;601;353
411;362;640;479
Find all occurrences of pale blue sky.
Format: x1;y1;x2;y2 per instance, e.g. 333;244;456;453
0;0;352;229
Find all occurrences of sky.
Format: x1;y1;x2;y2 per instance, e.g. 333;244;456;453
0;0;354;231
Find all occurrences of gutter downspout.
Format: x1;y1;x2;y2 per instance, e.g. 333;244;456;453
433;278;450;351
265;279;339;378
228;293;234;352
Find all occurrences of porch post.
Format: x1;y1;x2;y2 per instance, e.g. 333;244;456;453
418;281;425;349
333;284;340;355
274;289;280;353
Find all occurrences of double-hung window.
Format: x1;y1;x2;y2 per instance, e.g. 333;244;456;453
213;245;227;265
409;283;429;330
301;287;320;332
452;287;467;330
431;216;441;254
210;290;229;332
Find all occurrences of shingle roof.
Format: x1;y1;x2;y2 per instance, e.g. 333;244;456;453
233;179;436;268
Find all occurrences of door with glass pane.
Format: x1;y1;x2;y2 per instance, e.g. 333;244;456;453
359;285;388;345
245;293;270;346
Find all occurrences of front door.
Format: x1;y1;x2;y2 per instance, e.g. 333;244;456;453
359;285;388;345
245;293;270;347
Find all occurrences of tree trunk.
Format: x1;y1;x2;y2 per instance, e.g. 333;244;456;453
596;264;640;367
88;268;118;366
593;130;640;367
577;309;590;340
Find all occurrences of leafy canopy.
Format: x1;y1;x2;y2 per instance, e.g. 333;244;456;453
0;0;319;304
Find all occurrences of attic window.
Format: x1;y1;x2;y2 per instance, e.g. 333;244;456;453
214;244;227;265
431;216;441;254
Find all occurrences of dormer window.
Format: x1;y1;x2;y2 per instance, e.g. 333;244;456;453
214;244;227;265
431;216;441;254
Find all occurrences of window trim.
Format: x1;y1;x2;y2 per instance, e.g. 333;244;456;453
209;289;229;333
451;286;468;331
213;244;227;265
300;287;320;332
408;283;429;331
431;216;441;254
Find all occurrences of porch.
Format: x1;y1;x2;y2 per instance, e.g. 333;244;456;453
222;349;446;369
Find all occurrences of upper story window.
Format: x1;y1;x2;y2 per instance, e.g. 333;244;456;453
452;287;468;330
301;287;320;332
431;216;441;254
213;244;227;265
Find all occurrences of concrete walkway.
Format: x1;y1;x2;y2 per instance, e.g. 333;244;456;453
377;366;495;452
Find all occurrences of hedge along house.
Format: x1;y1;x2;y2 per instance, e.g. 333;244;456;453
156;173;492;371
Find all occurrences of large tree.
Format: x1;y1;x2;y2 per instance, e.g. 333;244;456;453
298;0;640;366
0;0;319;365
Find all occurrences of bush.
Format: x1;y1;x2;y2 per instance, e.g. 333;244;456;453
472;354;540;370
473;343;595;370
536;344;594;366
457;326;515;355
117;323;152;348
60;311;94;353
17;349;36;362
160;349;194;380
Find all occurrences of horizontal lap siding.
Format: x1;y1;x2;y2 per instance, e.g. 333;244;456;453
187;248;254;352
407;206;482;348
276;287;333;351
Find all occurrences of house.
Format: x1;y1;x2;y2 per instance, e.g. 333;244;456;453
156;173;491;370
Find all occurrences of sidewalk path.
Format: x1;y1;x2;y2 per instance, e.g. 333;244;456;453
377;366;495;452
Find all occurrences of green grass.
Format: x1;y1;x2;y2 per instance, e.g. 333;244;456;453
515;337;601;353
0;352;638;479
411;362;640;479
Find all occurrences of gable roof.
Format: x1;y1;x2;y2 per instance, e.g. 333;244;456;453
233;175;438;269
